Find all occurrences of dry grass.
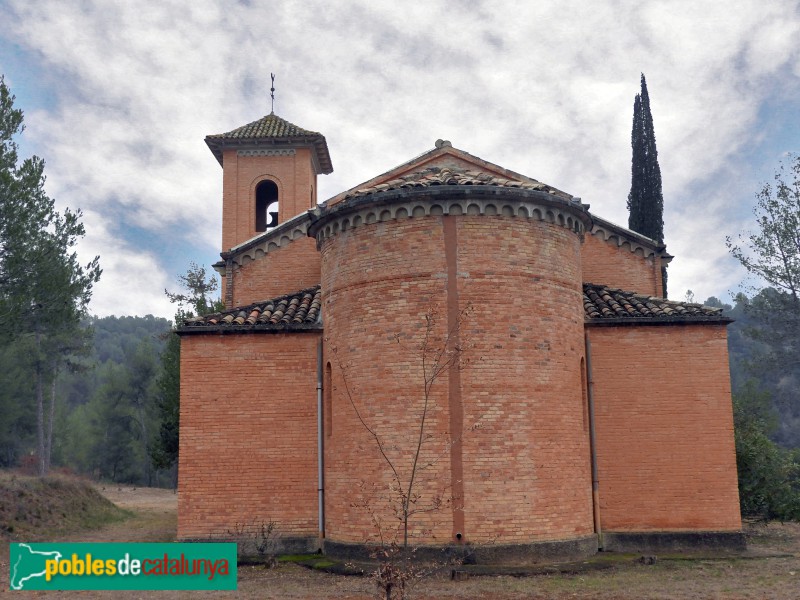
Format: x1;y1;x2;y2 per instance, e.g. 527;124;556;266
1;475;799;599
0;470;129;541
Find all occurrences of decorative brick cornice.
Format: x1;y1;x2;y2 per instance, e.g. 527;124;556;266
589;214;673;263
308;186;592;247
221;212;313;268
236;148;296;158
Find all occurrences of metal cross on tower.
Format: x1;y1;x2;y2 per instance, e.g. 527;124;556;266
270;73;276;114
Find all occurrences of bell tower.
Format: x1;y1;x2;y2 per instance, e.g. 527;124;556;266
205;113;333;252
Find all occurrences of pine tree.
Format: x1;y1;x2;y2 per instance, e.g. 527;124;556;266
627;73;667;295
151;264;224;482
0;75;101;475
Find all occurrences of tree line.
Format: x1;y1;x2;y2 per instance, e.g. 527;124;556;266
0;315;167;482
723;153;800;519
0;293;218;488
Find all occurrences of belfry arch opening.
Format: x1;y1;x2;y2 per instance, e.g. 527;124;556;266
255;180;279;232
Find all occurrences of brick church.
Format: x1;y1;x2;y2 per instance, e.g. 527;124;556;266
176;111;743;560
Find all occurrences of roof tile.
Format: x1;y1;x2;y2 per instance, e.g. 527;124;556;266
205;113;333;173
343;166;570;200
181;286;322;332
207;113;322;141
180;283;727;333
583;284;726;321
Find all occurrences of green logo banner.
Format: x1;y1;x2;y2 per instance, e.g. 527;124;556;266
9;543;237;590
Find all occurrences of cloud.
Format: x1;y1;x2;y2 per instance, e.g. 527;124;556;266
3;0;800;316
73;209;175;318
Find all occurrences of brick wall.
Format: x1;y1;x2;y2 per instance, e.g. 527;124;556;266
178;332;321;541
582;232;662;297
588;324;741;532
230;237;321;307
456;217;593;543
321;216;453;545
221;147;316;252
320;213;592;546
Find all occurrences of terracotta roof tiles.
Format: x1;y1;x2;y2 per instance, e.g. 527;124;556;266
180;286;322;332
205;113;333;173
207;113;322;141
583;284;728;322
180;283;729;334
343;166;571;200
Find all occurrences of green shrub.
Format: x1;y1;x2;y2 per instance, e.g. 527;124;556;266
734;382;800;520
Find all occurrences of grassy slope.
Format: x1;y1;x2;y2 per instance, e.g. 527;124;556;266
0;471;131;541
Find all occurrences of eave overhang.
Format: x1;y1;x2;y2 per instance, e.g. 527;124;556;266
308;185;593;246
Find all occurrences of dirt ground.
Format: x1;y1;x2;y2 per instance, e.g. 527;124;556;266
2;484;800;598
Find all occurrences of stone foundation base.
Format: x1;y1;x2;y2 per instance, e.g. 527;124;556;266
183;530;746;563
601;531;746;553
324;535;598;565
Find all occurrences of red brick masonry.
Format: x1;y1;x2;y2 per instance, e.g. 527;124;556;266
178;130;741;559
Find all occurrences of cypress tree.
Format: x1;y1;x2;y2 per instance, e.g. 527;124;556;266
627;73;667;294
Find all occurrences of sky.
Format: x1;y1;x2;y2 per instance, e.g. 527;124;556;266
1;0;799;319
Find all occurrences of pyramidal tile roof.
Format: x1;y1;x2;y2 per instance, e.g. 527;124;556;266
343;166;571;200
205;113;333;173
180;286;322;333
583;284;729;322
208;113;321;140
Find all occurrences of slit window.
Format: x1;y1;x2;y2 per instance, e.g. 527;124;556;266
325;362;332;437
581;357;588;432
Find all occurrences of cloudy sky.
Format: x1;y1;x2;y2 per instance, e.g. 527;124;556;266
1;0;798;319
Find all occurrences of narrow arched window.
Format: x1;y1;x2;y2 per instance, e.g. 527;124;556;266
255;180;279;232
324;362;332;438
581;357;589;432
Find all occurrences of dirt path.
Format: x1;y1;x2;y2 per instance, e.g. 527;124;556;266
69;484;178;543
4;485;800;598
